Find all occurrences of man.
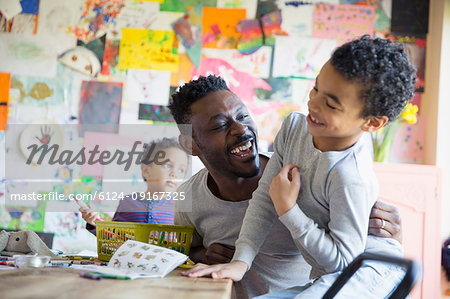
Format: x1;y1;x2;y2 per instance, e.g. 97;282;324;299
168;75;402;298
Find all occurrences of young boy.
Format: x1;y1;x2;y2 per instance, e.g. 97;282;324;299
185;36;416;298
81;137;189;234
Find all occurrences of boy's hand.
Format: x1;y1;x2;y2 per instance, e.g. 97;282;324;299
205;243;235;264
181;260;248;281
269;164;301;217
79;203;99;226
369;200;402;243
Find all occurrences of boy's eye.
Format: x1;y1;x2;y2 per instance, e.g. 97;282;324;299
326;101;337;110
177;168;186;174
312;86;318;92
163;163;172;169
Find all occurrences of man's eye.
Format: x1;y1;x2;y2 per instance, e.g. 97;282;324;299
237;114;249;121
213;123;227;130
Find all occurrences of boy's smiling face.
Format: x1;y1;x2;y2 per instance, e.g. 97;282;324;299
307;60;374;152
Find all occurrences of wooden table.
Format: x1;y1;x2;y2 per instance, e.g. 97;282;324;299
0;267;232;299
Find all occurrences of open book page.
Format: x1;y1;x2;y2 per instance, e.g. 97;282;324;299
83;240;188;279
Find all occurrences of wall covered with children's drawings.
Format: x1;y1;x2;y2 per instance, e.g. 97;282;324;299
0;0;429;253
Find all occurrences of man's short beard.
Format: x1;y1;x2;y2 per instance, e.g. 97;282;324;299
231;159;261;178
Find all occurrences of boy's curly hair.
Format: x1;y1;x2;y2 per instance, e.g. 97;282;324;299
141;137;188;180
169;75;230;133
331;35;417;122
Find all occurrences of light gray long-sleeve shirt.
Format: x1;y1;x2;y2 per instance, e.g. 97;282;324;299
233;112;378;279
174;153;312;298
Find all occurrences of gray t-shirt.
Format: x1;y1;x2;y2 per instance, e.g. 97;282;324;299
175;153;311;298
233;112;381;279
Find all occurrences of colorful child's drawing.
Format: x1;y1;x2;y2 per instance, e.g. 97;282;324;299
218;0;257;18
11;75;64;105
173;6;202;67
138;104;175;123
0;13;38;34
72;0;125;43
160;0;217;12
236;10;286;55
170;53;194;87
202;7;246;49
202;47;272;78
19;0;40;15
125;69;171;106
100;37;126;77
110;0;159;38
272;36;336;79
37;0;84;36
79;81;123;135
1;196;47;231
313;3;375;44
0;73;10;130
391;115;425;164
118;28;179;72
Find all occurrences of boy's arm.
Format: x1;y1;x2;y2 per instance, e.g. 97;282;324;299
279;171;373;274
231;115;292;269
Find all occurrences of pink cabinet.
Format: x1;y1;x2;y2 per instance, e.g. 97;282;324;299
373;162;442;299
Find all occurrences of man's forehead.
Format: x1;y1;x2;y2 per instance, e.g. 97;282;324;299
191;90;245;118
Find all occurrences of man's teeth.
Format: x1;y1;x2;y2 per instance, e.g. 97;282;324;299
230;141;252;154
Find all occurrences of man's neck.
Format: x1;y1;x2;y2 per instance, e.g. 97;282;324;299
206;154;269;202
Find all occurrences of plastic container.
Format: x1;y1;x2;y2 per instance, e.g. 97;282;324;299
96;221;195;262
14;255;51;268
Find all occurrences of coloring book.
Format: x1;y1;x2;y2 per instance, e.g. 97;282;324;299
82;240;188;279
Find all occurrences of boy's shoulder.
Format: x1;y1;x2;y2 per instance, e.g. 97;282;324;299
280;112;308;137
327;136;376;186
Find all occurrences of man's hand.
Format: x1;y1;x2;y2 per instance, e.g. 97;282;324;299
181;260;248;281
269;164;301;216
205;243;235;264
369;200;402;243
79;203;100;226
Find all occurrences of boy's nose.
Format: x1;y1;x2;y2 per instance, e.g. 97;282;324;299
307;98;319;113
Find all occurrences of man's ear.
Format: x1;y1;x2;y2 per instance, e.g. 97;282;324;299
362;116;389;133
179;134;200;156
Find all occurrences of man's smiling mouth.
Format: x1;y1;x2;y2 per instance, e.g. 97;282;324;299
230;140;252;157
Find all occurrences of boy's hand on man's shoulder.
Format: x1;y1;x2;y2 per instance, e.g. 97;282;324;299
269;164;301;217
369;200;402;243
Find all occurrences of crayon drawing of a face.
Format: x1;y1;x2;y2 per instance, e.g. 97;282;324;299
113;259;121;267
151;264;159;272
137;264;149;271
